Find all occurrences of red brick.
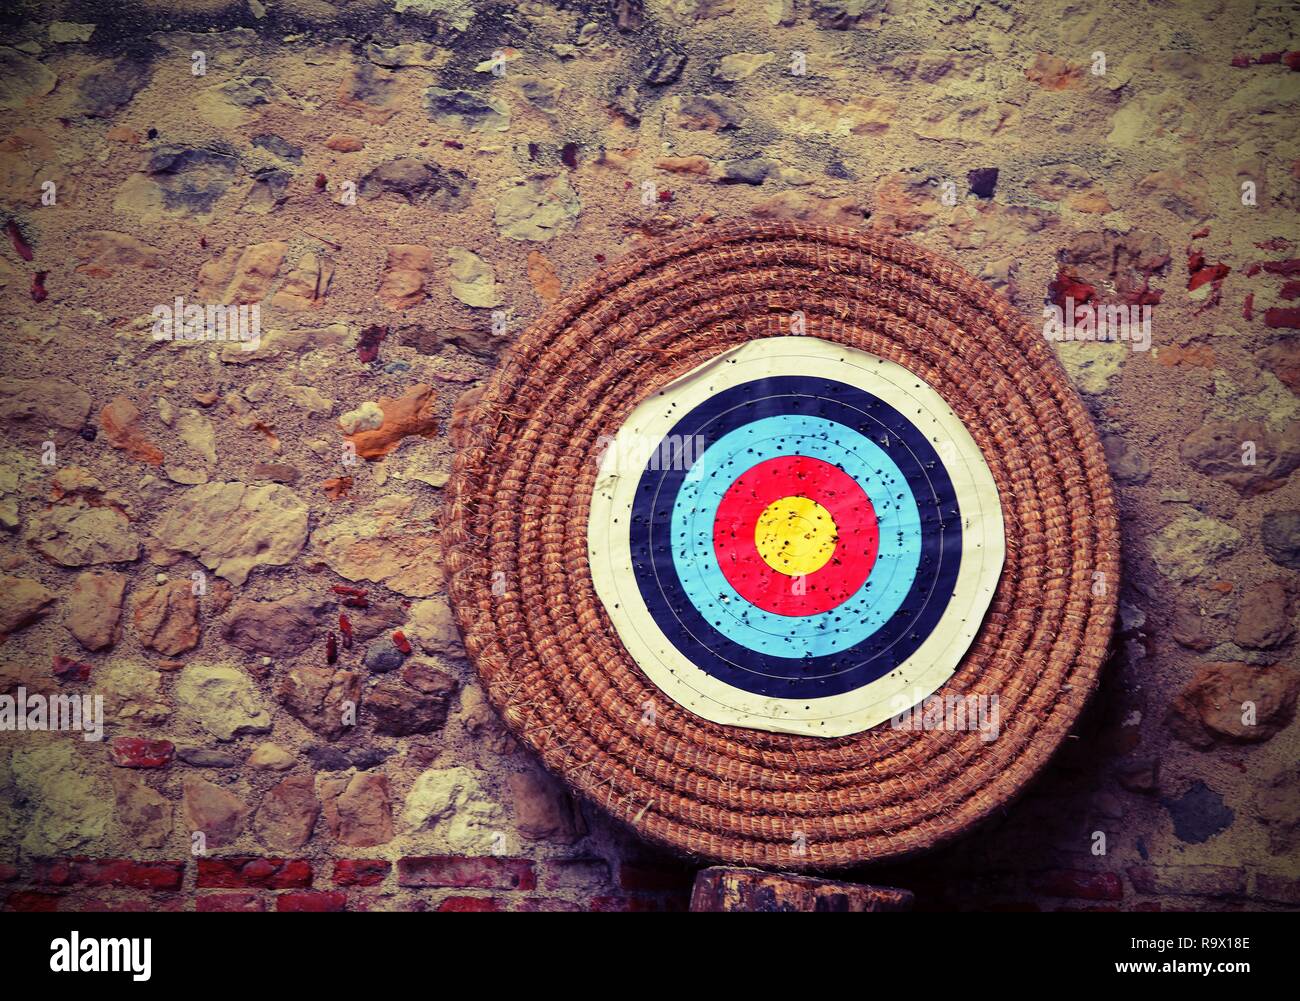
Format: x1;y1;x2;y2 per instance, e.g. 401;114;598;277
436;895;501;912
36;858;185;891
515;898;584;912
198;893;265;912
108;737;175;768
276;891;347;912
398;856;536;891
1255;873;1300;905
67;896;184;913
629;893;689;912
6;891;60;912
589;894;688;913
618;860;695;893
1029;869;1123;901
1264;307;1300;329
333;859;391;887
1127;865;1245;898
197;857;312;889
543;857;611;891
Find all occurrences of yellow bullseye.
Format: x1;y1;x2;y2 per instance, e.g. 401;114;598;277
754;496;838;576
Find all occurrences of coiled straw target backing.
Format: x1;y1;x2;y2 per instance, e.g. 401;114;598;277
445;221;1119;868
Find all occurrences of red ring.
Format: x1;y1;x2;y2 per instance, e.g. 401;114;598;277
712;455;878;616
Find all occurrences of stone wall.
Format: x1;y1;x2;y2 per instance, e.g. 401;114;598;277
0;0;1296;912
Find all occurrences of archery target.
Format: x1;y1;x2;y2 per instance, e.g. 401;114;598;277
588;336;1005;737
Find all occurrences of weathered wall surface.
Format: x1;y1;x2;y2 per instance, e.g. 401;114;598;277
0;0;1296;912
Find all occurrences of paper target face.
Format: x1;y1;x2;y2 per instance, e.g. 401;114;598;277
589;336;1005;737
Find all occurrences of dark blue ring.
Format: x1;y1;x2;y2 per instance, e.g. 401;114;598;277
628;375;962;700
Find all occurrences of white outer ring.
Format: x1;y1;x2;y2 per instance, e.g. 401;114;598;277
588;336;1005;738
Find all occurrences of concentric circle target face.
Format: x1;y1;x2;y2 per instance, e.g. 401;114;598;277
589;336;1005;737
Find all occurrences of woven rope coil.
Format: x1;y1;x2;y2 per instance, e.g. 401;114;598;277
445;221;1120;868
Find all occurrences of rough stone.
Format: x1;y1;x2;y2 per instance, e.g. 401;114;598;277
176;746;242;768
1103;434;1150;484
1171;598;1216;651
176;663;273;742
1053;342;1128;395
64;571;127;650
1258;340;1300;394
137;145;239;216
319;770;393;847
276;664;361;740
255;774;319;850
213;75;278;110
52;655;93;684
100;396;163;465
403;597;461;656
712;51;775;82
176;411;217;467
0;47;57;110
424;88;509;131
337;61;401;124
269;252;333;311
510;768;584;843
311;494;442;597
110;737;175;768
359;158;471;209
76;231;163;278
248;742;296;771
151;481;309;586
1162;781;1234;845
378;244;433;310
76;59;151;117
1234;580;1294;648
343;600;405;642
364;671;457;736
363;643;405;673
198;241;287;305
132;580;201;655
459;684;515;754
0;575;54;636
182;777;249;848
644;51;687;85
398;322;508;359
10;743;112;853
0;377;92;445
404;765;504;852
1260;510;1300;570
1169;662;1298;748
221;591;332;658
220;322;352;366
1254;760;1300;856
30;504;140;566
495;175;580;242
1182;419;1300;495
342;384;438;460
674;93;746;131
99;661;169;725
447;247;502;307
112;774;173;848
721;156;774;186
1151;513;1242;583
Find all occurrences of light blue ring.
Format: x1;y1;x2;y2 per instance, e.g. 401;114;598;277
670;415;921;658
